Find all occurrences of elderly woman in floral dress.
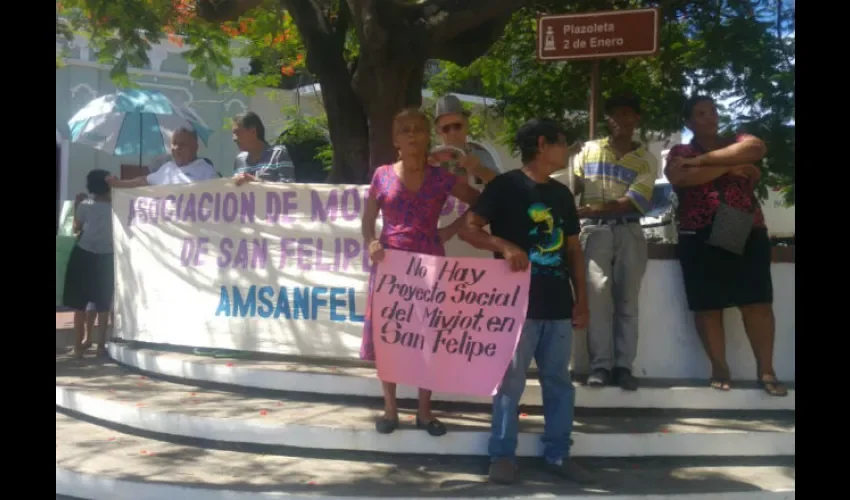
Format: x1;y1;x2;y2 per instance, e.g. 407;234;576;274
361;108;480;436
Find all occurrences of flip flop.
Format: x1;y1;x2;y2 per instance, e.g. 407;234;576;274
758;375;788;397
375;416;399;434
709;377;731;391
416;415;447;437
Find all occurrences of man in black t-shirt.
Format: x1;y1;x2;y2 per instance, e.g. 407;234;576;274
459;118;591;485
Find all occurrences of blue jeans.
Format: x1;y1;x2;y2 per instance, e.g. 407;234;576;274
488;319;575;463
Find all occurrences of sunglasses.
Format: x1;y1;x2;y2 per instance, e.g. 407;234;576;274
440;122;464;134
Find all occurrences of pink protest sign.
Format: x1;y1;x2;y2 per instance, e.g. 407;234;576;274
372;249;530;397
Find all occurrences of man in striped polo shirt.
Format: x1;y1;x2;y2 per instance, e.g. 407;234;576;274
231;112;295;185
573;94;658;391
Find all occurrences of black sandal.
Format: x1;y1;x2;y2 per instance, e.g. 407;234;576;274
758;375;788;397
375;416;399;434
416;415;447;437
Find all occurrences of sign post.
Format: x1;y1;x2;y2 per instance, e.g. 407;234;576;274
537;8;661;139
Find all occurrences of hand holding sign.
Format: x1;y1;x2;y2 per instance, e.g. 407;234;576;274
372;249;530;396
368;240;385;264
500;242;530;272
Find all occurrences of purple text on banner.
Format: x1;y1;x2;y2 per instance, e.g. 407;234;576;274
371;249;530;397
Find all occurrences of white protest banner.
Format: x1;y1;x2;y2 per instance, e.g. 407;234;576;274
111;179;491;358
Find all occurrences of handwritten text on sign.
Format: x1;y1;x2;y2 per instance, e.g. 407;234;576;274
372;250;530;397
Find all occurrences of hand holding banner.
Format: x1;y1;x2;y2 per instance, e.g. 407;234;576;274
372;249;530;397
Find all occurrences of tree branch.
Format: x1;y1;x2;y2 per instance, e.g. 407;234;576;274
281;0;337;75
282;0;333;40
195;0;266;23
428;13;514;65
347;0;387;51
333;1;351;53
422;0;528;43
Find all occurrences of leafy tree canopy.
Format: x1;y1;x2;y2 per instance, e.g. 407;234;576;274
56;1;793;202
428;0;795;203
57;0;530;183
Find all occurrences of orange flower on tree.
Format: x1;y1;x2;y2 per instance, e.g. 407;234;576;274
172;0;195;25
167;33;184;47
220;24;239;37
281;66;295;77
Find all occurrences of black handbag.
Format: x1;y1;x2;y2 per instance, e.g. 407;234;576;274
705;178;757;256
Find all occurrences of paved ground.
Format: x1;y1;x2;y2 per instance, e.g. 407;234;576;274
56;410;794;497
56;336;795;498
56;354;795;435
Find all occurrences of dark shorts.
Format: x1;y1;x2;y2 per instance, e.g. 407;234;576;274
676;226;773;312
62;245;114;312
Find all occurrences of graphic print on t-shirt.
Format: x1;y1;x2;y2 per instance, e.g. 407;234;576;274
527;202;564;276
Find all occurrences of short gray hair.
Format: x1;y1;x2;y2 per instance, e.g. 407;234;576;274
173;127;198;140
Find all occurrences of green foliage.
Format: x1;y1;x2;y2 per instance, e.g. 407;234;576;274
276;105;328;144
315;143;334;171
57;0;794;199
274;105;332;170
428;0;795;203
56;0;303;95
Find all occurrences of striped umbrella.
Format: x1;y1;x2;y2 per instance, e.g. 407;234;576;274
67;89;212;165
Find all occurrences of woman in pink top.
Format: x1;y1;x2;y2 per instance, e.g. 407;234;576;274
361;108;480;436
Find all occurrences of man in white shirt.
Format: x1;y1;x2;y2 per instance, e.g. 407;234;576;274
107;127;217;188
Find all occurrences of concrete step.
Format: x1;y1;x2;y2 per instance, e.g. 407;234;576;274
108;342;795;411
55;411;795;500
56;354;794;458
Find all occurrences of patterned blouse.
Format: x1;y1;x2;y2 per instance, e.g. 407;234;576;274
666;134;766;231
369;163;459;256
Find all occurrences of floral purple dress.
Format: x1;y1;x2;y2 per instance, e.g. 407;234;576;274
359;163;459;361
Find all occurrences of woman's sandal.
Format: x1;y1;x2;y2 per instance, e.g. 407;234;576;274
758;374;788;397
415;415;447;437
709;377;731;391
375;416;399;434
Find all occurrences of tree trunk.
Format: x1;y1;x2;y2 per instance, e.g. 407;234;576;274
319;75;370;184
355;53;426;173
196;0;526;184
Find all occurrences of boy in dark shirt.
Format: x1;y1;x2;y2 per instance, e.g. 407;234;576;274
459;118;591;485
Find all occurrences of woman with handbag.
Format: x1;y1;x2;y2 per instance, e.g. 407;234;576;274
664;95;787;397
